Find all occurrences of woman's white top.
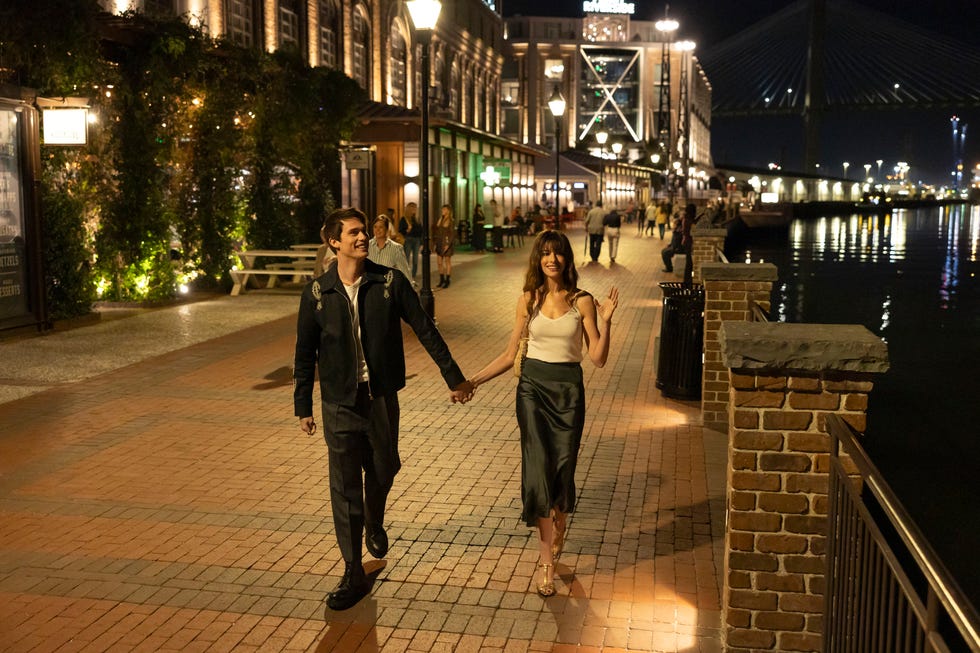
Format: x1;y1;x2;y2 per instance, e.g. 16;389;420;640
526;299;584;363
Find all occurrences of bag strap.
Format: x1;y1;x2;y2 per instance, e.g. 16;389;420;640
519;308;531;338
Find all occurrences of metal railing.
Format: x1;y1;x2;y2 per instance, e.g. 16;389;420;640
748;298;769;322
824;414;980;652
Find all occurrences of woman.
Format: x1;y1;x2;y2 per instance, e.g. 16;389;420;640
399;202;422;278
464;231;619;596
471;204;487;252
433;204;456;287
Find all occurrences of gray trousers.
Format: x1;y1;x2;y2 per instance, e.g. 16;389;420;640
322;384;400;563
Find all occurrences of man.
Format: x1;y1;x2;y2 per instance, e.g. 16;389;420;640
602;205;621;264
368;215;415;290
660;203;696;284
294;207;474;611
584;200;605;262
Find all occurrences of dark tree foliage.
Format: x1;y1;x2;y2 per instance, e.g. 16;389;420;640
2;1;365;307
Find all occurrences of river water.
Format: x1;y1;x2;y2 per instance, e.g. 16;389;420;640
725;204;980;604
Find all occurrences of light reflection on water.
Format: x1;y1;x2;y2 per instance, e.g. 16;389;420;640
737;204;978;338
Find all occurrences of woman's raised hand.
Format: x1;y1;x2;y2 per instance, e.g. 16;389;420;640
596;287;620;323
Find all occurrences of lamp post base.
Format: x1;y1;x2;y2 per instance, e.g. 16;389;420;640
419;288;435;319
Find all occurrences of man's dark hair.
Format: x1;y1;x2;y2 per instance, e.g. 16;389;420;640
323;207;367;252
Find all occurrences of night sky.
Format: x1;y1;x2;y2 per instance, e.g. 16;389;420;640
502;0;980;183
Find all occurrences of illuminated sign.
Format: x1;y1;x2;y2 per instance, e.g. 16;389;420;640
480;166;502;186
583;0;635;14
42;108;88;145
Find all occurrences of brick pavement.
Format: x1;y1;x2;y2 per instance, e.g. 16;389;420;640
0;225;726;652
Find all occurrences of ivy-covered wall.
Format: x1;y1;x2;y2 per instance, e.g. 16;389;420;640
0;0;364;315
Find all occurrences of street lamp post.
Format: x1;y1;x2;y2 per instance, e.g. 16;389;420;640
406;0;442;319
655;13;679;184
610;141;623;207
842;161;850;179
548;86;566;214
676;40;695;202
596;129;608;205
651;153;662;200
876;159;884;182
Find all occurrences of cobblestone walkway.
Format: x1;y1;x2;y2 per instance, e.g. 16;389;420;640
0;226;726;652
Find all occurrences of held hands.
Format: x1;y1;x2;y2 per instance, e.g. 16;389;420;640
299;416;317;435
596;286;620;324
450;379;476;404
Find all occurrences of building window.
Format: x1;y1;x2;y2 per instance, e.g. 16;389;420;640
449;61;459;119
433;52;444;108
579;47;641;141
389;24;408;106
319;0;339;68
279;0;300;50
352;6;371;90
144;0;174;16
226;0;255;48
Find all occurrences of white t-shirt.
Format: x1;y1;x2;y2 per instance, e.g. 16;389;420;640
525;302;584;363
343;277;370;382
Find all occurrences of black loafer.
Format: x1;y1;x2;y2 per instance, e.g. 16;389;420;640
326;563;370;611
365;525;389;559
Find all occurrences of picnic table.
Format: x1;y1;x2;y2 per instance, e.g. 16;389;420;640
230;248;320;295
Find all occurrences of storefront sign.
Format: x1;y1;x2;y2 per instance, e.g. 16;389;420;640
583;0;635;14
42;108;88;145
344;149;371;170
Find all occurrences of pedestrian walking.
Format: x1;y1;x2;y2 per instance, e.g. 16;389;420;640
656;200;671;240
460;230;619;597
584;200;605;262
603;206;622;263
294;207;474;611
644;201;656;236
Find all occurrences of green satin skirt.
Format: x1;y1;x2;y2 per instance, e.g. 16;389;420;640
516;358;586;527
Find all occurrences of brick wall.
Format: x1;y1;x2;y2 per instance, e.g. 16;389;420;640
691;227;727;283
718;323;889;652
701;263;778;433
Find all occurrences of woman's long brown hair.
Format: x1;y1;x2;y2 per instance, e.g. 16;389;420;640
522;231;579;314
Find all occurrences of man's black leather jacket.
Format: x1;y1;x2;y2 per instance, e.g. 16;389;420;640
293;259;465;416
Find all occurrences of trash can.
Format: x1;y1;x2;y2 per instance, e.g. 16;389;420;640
656;282;704;399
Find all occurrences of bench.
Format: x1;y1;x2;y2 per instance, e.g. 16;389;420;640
231;249;321;296
228;268;315;295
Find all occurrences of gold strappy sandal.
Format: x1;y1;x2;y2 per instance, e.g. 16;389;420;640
552;508;567;560
536;562;555;597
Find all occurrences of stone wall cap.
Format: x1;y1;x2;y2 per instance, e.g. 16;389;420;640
693;226;729;237
720;322;890;373
702;262;779;281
